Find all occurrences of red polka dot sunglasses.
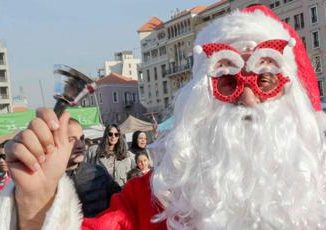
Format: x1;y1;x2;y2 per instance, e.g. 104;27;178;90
197;39;293;103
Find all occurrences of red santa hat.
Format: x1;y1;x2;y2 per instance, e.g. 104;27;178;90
243;5;321;111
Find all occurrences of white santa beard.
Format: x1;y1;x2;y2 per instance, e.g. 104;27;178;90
152;90;326;229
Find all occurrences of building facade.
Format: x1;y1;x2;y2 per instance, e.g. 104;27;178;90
137;17;170;116
0;42;12;113
137;3;230;118
103;51;140;81
81;72;146;125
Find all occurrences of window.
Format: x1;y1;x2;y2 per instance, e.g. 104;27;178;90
132;93;137;102
163;81;168;94
161;64;166;77
124;92;131;103
148;85;152;98
294;13;304;30
129;71;132;75
270;0;280;8
0;70;6;82
155;83;159;97
159;46;166;56
0;53;4;65
283;0;293;3
318;80;324;97
112;91;118;103
164;97;169;108
147;69;150;82
310;6;318;24
154;67;157;80
151;49;158;58
312;31;320;48
143;52;150;62
139;86;144;96
313;55;322;73
98;93;103;104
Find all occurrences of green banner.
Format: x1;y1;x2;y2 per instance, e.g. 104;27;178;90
0;107;100;136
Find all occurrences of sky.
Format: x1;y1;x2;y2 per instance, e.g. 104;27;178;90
0;0;218;109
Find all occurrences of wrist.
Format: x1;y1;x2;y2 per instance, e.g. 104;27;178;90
15;184;57;229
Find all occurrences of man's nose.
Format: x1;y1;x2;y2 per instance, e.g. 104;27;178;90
74;140;85;150
237;86;260;107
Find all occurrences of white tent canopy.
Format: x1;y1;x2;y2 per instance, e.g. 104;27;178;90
119;115;154;134
83;124;105;139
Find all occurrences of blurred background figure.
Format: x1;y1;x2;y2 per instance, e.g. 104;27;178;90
128;131;148;156
66;119;120;217
86;124;133;187
135;151;151;175
127;150;152;180
0;140;10;191
128;130;153;165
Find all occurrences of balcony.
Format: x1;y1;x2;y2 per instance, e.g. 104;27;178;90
164;64;192;77
0;94;9;99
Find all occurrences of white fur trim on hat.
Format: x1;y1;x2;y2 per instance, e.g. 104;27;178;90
208;50;244;72
246;48;284;74
288;38;296;47
193;45;203;55
254;65;281;75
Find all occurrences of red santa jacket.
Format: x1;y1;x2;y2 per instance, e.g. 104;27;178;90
82;171;167;230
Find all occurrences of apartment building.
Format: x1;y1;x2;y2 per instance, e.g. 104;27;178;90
104;51;140;80
137;17;170;116
0;42;12;113
230;0;326;103
81;72;146;125
137;3;230;118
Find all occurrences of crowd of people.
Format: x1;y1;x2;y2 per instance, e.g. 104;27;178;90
0;120;153;218
2;4;326;230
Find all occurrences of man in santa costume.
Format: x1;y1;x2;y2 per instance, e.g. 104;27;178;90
2;4;326;230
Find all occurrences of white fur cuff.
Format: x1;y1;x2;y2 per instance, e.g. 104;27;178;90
0;175;82;230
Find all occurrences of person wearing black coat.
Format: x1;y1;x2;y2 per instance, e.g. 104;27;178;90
65;118;121;217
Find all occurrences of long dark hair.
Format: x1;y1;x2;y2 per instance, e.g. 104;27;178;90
129;130;146;155
96;124;127;160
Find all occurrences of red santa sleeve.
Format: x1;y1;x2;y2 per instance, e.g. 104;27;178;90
81;172;166;230
82;179;137;230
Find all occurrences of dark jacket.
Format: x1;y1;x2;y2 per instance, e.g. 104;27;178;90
66;162;121;217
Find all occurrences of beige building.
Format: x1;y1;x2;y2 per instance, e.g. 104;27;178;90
104;51;140;80
0;42;12;113
137;17;169;116
137;3;229;118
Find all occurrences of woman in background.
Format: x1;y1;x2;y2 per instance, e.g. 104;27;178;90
86;124;132;187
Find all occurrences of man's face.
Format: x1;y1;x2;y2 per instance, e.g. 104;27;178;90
67;121;85;168
0;145;8;173
206;40;289;107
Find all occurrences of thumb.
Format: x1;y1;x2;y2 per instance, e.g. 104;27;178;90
53;111;70;147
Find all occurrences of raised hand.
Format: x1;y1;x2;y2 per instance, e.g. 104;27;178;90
4;108;73;229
